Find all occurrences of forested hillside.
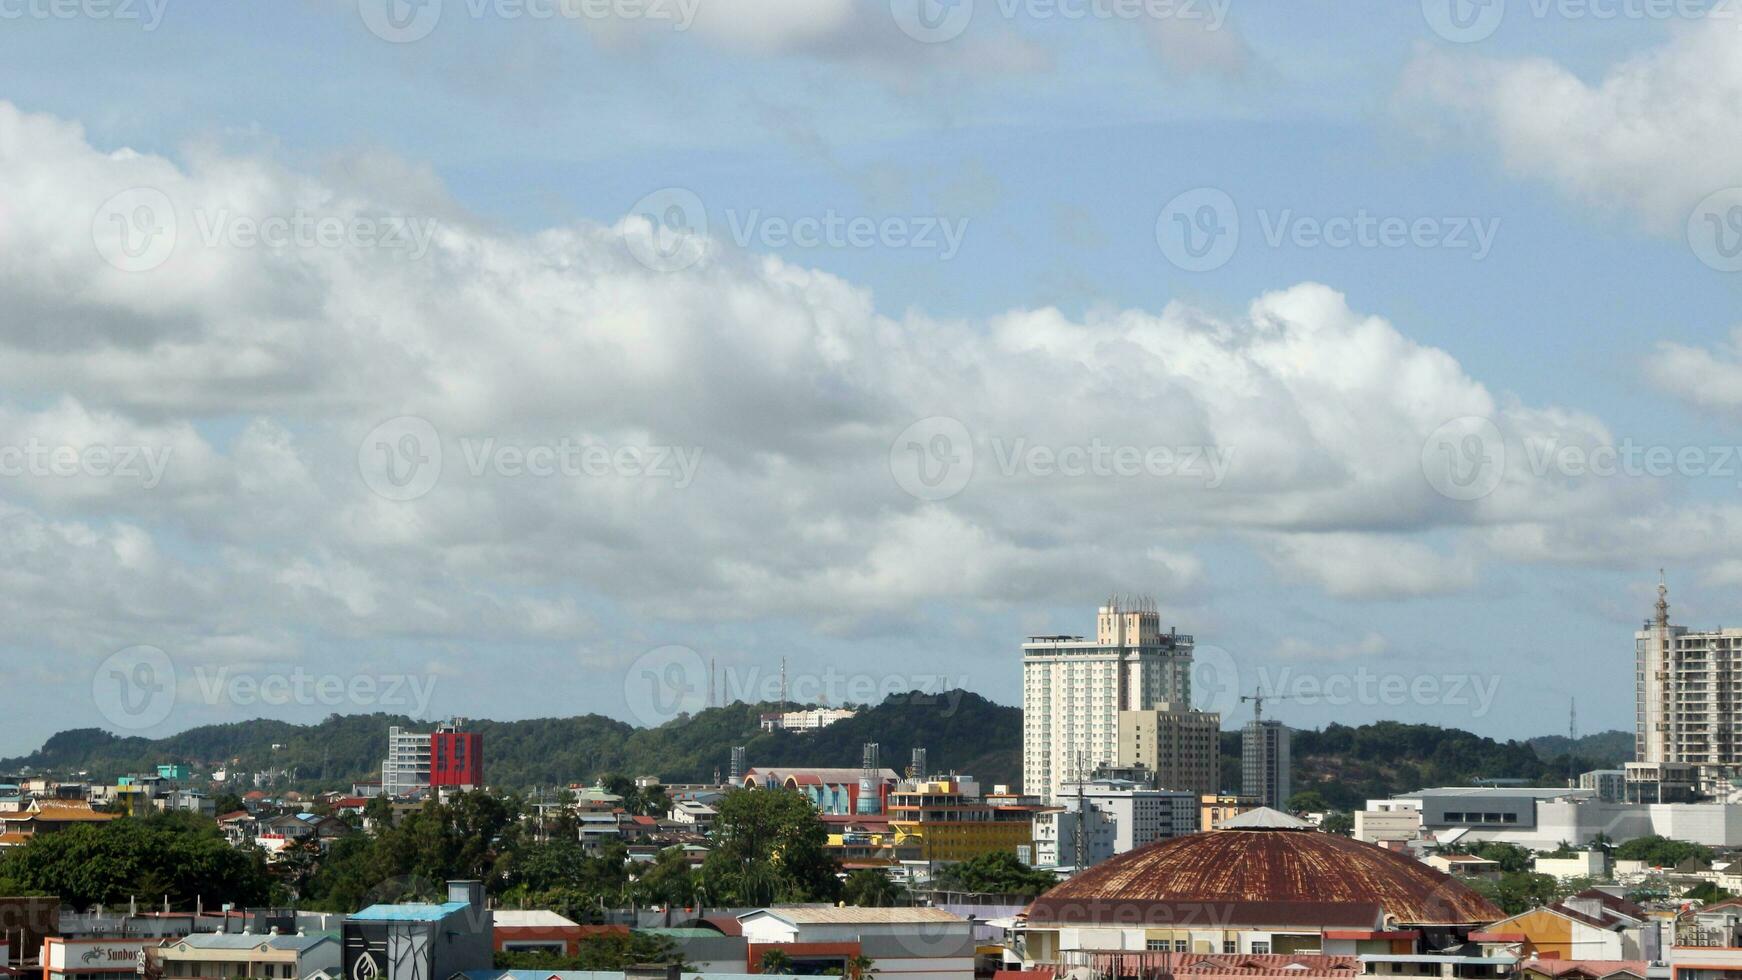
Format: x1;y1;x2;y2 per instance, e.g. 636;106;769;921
5;698;1621;806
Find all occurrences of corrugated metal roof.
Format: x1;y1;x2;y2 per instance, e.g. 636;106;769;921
174;934;331;952
743;906;963;925
1026;828;1502;927
349;901;473;922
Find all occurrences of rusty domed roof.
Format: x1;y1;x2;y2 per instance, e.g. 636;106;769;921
1027;828;1501;928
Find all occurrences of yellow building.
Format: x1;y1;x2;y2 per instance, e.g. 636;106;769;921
887;777;1040;864
1200;793;1259;831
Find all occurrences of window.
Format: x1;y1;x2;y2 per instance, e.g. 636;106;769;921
1251;942;1271;954
1146;940;1169;951
1223;941;1238;954
1174;940;1189;953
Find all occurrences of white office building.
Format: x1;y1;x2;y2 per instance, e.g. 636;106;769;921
1022;598;1193;803
1373;786;1742;850
1033;778;1196;868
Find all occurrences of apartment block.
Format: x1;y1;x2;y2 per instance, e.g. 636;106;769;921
1637;577;1742;790
1117;703;1220;798
1033;777;1196;868
1022;597;1194;803
1242;719;1291;810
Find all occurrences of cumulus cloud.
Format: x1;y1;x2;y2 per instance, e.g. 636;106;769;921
1646;329;1742;420
0;98;1729;739
1398;15;1742;232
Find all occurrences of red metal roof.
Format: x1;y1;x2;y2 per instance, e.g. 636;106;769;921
1026;828;1502;927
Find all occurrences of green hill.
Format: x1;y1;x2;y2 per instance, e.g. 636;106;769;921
0;691;1021;792
3;698;1616;807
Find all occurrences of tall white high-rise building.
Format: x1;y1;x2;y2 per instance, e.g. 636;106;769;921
1022;597;1194;803
1636;576;1742;772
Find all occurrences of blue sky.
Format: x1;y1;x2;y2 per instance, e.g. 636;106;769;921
1;0;1741;757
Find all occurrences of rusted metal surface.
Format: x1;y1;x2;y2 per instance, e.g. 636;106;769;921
1026;829;1502;927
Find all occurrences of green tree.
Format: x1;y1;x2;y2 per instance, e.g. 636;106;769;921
633;846;697;907
759;949;795;975
844;953;877;980
1319;812;1354;836
0;812;270;908
842;869;906;907
932;851;1056;897
1287;790;1331;813
1468;871;1560;916
1613;835;1713;868
1685;881;1734;904
702;789;838;905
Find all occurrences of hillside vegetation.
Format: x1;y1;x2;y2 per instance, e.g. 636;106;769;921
4;698;1626;806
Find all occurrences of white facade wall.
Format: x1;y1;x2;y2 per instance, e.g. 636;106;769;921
1022;606;1193;803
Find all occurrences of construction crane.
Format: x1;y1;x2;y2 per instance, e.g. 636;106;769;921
1240;688;1299;723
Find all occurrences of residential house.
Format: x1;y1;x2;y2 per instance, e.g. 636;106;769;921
151;933;339;980
738;906;974;980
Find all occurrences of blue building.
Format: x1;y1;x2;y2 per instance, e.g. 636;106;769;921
343;881;493;980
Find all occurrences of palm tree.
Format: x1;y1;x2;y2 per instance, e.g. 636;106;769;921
759;949;795;975
845;953;877;980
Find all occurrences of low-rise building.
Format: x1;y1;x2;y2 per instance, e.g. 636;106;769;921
343;881;493;980
151;932;338;979
1022;816;1504;971
739;906;973;980
757;708;858;733
1032;780;1195;869
740;768;899;816
1426;853;1502;880
1536;851;1609;881
1354;804;1421;844
668;800;716;834
888;776;1040;865
1200;793;1259;832
42;937;161;980
492;912;623;958
1473;890;1651;962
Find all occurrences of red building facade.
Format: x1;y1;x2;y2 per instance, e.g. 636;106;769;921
429;730;483;788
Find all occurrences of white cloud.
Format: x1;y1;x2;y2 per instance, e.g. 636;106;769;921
1398;16;1742;232
1259;533;1479;600
1646;329;1742;419
0;97;1727;738
1274;631;1388;662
